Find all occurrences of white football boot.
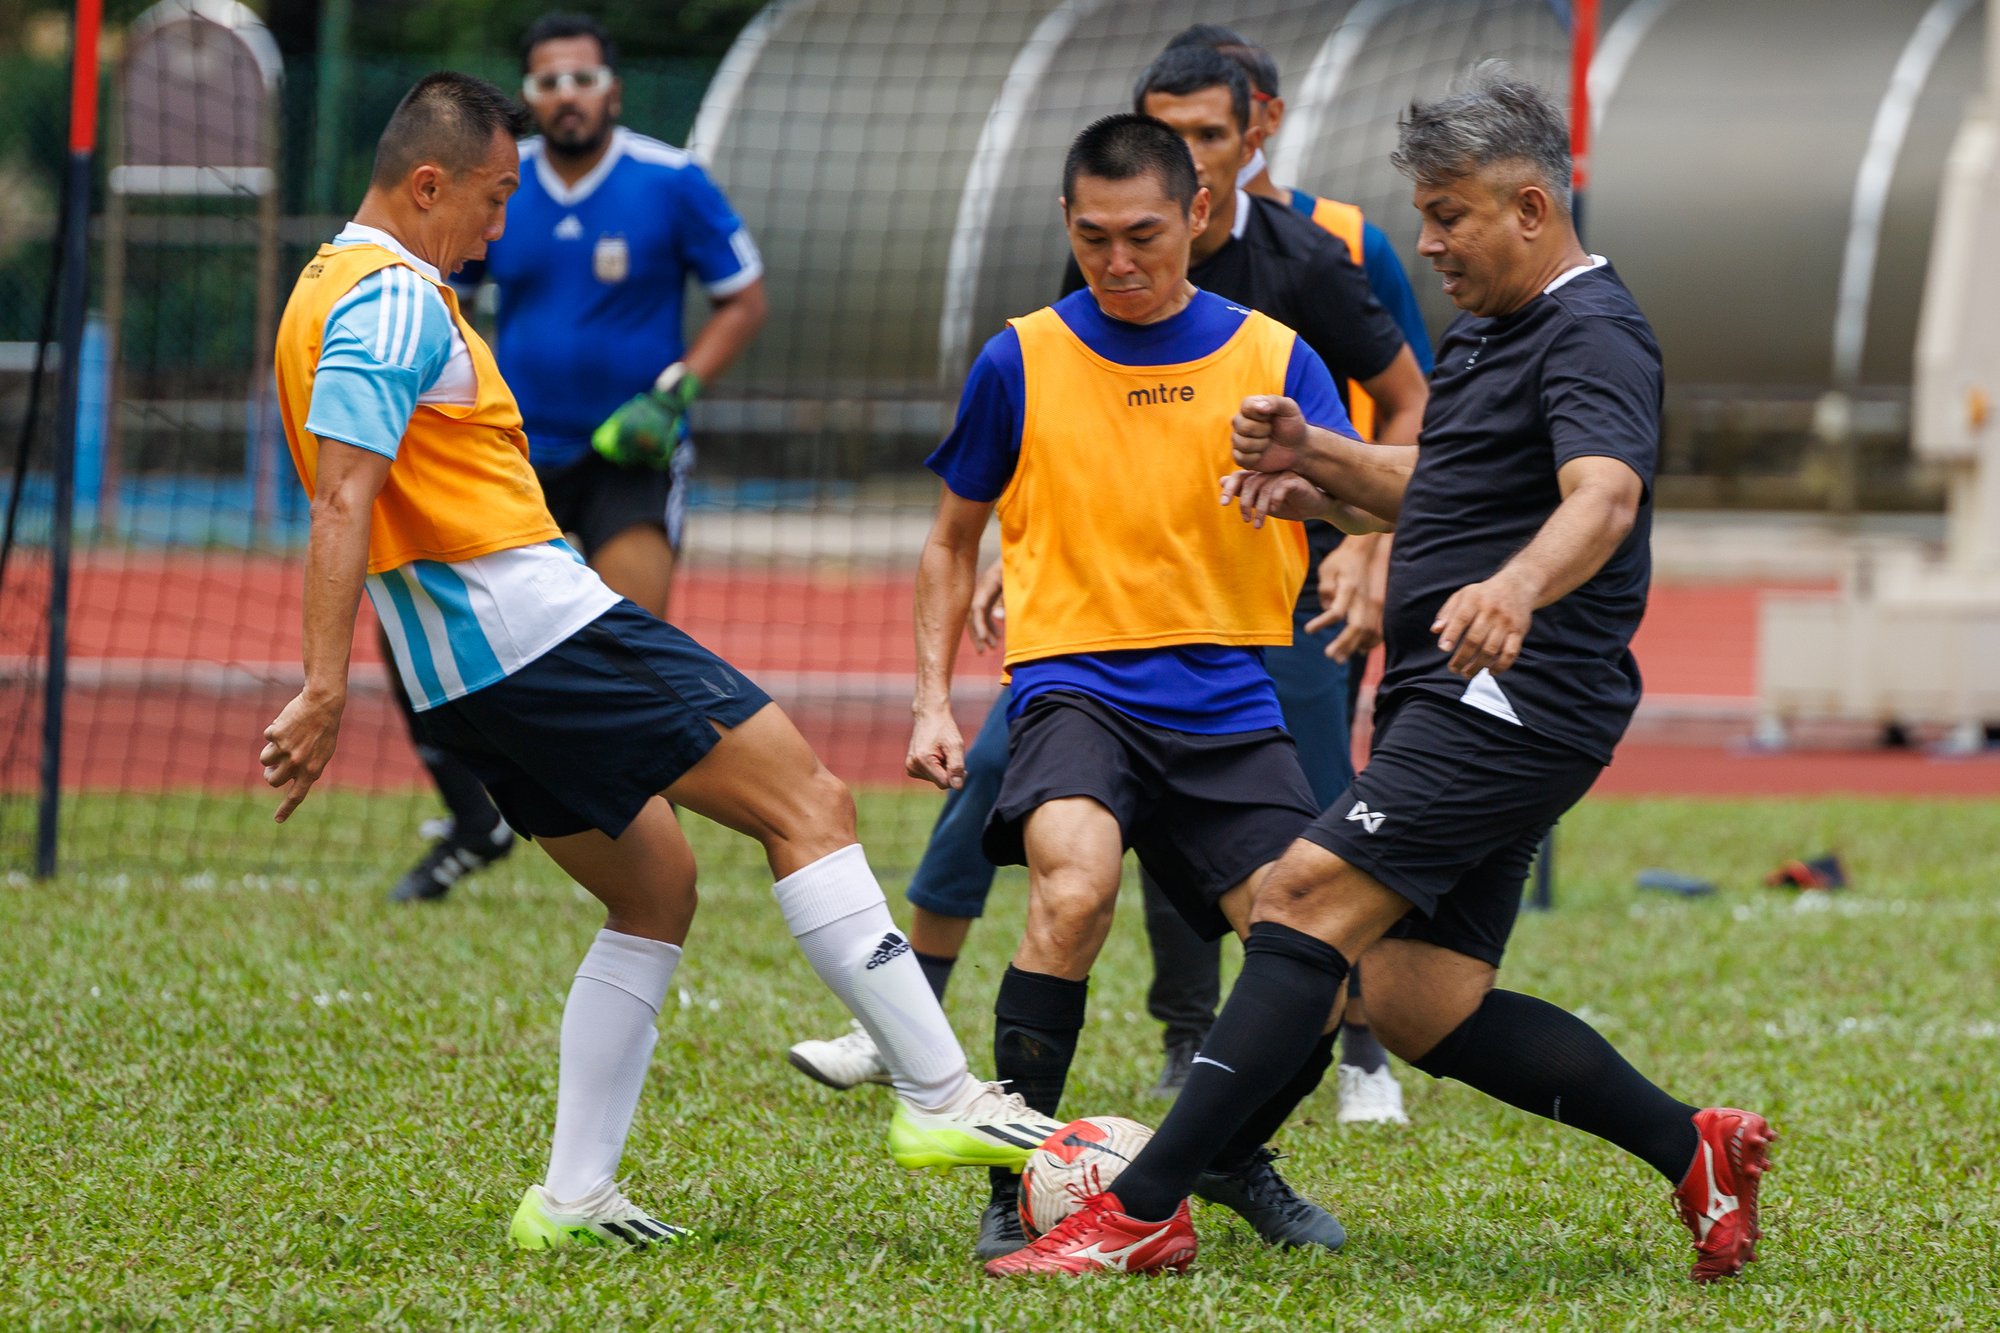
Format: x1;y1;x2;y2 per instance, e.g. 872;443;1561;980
786;1019;892;1090
1335;1063;1410;1125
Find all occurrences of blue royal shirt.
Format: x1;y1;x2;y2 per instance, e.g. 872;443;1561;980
927;287;1350;735
474;127;763;470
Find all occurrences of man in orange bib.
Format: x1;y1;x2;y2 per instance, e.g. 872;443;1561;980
263;71;1066;1253
909;113;1369;1263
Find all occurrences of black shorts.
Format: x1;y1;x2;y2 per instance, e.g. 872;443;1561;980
416;601;771;839
1300;693;1603;967
982;690;1318;941
535;443;694;558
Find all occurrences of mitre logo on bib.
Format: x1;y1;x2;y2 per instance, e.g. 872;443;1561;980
593;233;630;284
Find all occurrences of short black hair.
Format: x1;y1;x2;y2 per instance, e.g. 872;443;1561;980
370;72;531;188
1132;42;1252;131
1166;23;1280;99
521;11;618;72
1062;113;1199;213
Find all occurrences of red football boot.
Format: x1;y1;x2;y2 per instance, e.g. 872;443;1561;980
983;1192;1197;1277
1673;1107;1776;1283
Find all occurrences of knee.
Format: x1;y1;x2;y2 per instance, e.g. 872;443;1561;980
783;763;856;844
1023;873;1117;965
1248;861;1331;926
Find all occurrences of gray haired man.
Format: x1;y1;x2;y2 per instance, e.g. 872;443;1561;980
989;69;1776;1284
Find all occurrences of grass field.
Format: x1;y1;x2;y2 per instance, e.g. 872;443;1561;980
4;793;1997;1331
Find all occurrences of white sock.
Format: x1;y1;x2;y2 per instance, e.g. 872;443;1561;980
544;928;681;1205
772;844;971;1109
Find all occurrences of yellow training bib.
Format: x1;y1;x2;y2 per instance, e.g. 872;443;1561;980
997;301;1308;670
274;242;559;574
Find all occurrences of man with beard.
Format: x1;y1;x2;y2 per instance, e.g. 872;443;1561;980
379;13;768;904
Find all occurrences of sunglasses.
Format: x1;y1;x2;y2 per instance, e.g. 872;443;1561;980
522;66;613;99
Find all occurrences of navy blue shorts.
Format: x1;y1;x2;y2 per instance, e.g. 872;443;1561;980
1299;693;1602;967
416;601;771;839
982;690;1318;941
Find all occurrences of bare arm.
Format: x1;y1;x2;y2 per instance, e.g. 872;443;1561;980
260;439;392;821
1354;343;1428;452
907;486;995;789
680;278;768;385
1431;454;1645;678
1321;343;1425;627
1232;395;1418;523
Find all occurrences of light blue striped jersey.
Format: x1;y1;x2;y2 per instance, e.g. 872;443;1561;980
304;223;618;709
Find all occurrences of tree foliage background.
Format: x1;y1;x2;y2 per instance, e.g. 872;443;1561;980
2;0;768;60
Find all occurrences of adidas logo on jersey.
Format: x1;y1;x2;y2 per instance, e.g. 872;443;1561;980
555;214;584;240
1344;800;1386;834
865;932;911;970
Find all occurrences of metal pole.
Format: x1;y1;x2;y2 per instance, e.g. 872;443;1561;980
311;0;353;214
1529;827;1555;912
251;90;282;542
1570;0;1598;246
1522;0;1597;908
38;0;104;879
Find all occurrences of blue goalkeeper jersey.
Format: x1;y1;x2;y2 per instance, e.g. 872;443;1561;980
476;127;763;469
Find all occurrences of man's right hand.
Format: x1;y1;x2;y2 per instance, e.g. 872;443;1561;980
1232;395;1309;474
261;686;346;822
906;706;967;790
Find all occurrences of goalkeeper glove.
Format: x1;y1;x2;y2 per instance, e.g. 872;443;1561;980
591;362;702;470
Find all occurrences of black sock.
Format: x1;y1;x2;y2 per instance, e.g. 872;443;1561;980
1413;989;1701;1181
1210;1029;1337;1174
913;950;956;1003
1340;1021;1389;1074
988;965;1089;1202
1339;963;1389;1072
1114;923;1350;1221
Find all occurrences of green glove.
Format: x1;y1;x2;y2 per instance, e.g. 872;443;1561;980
591;362;702;470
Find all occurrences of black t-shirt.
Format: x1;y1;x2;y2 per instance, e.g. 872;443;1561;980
1379;263;1662;763
1059;193;1408;609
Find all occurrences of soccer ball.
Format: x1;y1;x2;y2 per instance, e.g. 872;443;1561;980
1019;1115;1155;1238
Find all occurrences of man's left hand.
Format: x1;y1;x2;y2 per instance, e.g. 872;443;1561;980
1432;572;1536;678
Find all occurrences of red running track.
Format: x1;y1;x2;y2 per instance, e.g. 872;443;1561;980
6;554;1998;797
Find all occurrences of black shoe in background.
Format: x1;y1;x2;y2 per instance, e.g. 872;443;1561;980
976;1181;1026;1259
1148;1036;1201;1099
389;821;515;903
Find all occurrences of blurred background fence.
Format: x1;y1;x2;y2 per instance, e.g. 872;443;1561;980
0;0;1988;876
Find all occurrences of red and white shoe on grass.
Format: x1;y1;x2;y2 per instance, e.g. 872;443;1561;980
1673;1107;1775;1283
982;1192;1197;1277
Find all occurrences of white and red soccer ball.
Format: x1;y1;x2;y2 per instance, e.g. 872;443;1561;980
1019;1115;1156;1238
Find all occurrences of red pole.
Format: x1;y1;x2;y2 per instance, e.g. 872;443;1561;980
68;0;103;152
1570;0;1597;245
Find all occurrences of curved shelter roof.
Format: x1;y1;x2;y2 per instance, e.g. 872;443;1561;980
692;0;1981;400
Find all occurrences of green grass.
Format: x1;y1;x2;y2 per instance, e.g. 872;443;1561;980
3;794;1997;1330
